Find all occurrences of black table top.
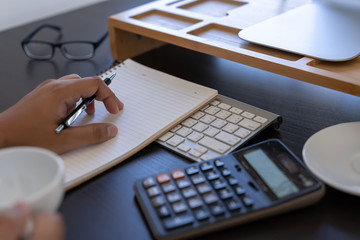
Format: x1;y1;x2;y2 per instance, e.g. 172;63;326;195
1;0;359;239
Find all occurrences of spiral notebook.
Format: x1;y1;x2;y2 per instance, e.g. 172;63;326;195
60;59;218;189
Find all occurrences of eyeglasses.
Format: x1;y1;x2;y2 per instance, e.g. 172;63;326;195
21;24;108;60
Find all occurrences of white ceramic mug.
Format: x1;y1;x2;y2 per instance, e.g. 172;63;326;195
0;146;64;215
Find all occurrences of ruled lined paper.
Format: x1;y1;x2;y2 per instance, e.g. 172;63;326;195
61;59;218;189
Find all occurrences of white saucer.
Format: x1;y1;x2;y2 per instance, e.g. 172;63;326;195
303;122;360;196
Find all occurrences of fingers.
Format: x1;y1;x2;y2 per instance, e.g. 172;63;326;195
54;123;118;154
30;214;64;240
56;76;123;115
58;74;81;80
0;203;29;240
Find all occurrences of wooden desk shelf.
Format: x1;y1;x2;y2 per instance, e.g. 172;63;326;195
108;0;360;96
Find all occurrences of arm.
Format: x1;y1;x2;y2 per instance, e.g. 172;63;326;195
0;74;123;154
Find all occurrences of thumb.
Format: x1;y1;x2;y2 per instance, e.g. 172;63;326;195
57;123;118;153
0;203;29;240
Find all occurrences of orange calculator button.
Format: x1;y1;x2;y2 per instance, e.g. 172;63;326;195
171;169;185;180
156;173;170;184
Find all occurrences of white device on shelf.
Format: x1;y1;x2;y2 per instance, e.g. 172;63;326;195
239;0;360;61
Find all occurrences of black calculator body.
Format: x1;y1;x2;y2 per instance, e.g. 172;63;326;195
133;139;325;240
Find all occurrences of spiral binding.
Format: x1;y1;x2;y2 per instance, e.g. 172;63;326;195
98;61;125;79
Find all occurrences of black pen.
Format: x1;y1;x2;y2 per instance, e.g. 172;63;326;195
55;73;116;134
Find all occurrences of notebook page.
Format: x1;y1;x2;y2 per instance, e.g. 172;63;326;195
61;59;218;189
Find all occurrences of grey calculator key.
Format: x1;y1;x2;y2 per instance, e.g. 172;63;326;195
142;177;156;188
172;201;187;214
151;196;166;208
182;187;197;198
163;215;194;230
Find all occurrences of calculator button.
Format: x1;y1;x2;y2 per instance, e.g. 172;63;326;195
182;187;197;198
176;179;191;189
221;168;231;177
227;176;239;186
200;162;213;171
172;201;187;214
187;197;204;209
191;174;206;185
156;173;171;184
167;192;181;203
203;192;219;205
163;215;194;230
214;159;224;168
162;182;176;193
212;179;227;190
205;170;220;181
235;185;246;195
186;166;199;175
242;195;254;207
151;196;166;208
194;208;210;221
196;183;212;194
210;204;225;216
171;169;185;180
226;198;242;211
142;177;156;188
158;205;171;218
147;186;161;197
218;188;234;200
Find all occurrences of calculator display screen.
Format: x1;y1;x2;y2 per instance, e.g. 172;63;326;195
244;149;299;198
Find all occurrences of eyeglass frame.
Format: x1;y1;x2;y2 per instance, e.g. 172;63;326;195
21;24;108;60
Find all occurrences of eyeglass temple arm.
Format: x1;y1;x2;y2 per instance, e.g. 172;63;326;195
94;32;108;48
22;24;62;43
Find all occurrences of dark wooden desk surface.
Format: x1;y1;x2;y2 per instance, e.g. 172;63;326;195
0;1;359;239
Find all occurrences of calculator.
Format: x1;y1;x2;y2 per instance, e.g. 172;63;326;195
133;139;325;240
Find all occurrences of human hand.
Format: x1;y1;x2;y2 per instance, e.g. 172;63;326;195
0;203;64;240
0;74;123;154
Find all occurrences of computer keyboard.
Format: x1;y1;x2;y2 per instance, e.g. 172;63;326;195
157;95;282;162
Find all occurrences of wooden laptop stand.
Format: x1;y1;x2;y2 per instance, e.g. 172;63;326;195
108;0;360;96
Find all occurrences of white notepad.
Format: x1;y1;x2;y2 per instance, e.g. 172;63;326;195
61;59;218;189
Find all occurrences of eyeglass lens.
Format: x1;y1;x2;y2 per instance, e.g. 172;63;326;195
24;42;53;60
61;43;95;60
24;42;95;60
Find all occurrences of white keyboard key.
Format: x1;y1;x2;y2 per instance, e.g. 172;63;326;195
215;132;241;146
204;106;220;115
241;111;255;119
170;124;182;133
226;114;243;124
218;103;231;110
191;111;205;120
199;136;231;154
215;110;231;119
200;114;216;124
238;118;261;131
177;144;191;152
182;118;197;128
187;132;204;142
194;145;208;154
201;104;210;111
203;127;220;137
254;116;268;124
229;107;243;115
200;154;212;161
192;122;208;132
167;135;184;147
222;123;239;133
211;119;227;129
158;132;174;142
189;149;202;158
234;127;251;138
210;100;220;106
176;127;193;137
